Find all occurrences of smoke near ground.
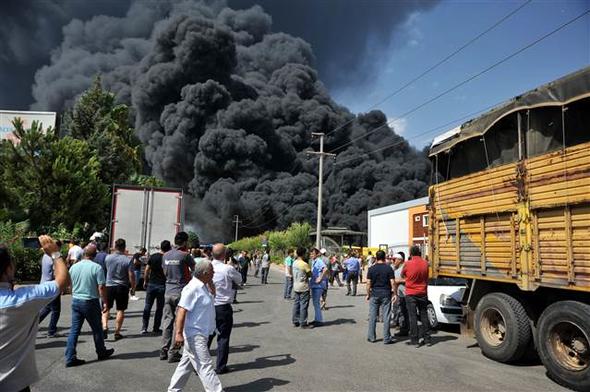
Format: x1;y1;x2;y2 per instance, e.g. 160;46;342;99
26;0;432;242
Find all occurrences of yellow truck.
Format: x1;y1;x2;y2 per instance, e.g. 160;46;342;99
428;66;590;391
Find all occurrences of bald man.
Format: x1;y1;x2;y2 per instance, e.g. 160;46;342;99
207;243;242;374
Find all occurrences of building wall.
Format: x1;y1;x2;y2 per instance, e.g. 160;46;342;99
368;209;409;249
408;204;429;256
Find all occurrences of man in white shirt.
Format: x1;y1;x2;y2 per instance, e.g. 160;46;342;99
67;240;83;266
167;259;222;392
260;250;270;284
207;243;242;374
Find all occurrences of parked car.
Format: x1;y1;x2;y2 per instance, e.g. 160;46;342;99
426;277;467;328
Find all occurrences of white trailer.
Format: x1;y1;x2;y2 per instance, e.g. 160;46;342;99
110;185;184;253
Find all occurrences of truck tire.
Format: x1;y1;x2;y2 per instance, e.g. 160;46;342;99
537;301;590;392
474;292;532;363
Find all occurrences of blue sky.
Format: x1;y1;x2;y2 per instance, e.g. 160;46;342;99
330;0;590;149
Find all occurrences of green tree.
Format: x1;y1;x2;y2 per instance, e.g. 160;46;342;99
128;174;166;187
0;118;109;233
64;76;141;185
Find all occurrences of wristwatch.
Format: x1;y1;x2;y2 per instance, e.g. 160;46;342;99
51;252;62;261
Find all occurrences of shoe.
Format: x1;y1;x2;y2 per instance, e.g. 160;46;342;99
47;333;62;338
140;329;149;335
367;338;376;343
153;329;163;335
114;333;124;341
65;358;86;367
406;340;420;347
129;295;140;301
301;323;313;329
97;348;114;361
160;350;168;361
345;293;350;296
417;340;425;348
168;352;182;363
215;367;230;374
426;340;433;347
102;329;109;339
293;323;300;327
383;339;396;345
394;331;409;337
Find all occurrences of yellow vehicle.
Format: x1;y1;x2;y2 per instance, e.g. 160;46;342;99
428;66;590;391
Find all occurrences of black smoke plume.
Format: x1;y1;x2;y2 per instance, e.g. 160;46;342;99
27;0;433;242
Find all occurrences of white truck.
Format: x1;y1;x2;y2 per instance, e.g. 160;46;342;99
109;185;184;254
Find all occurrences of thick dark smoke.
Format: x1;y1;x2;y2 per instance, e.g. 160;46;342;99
26;0;433;242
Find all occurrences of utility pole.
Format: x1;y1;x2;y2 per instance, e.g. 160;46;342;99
233;215;242;242
308;132;336;249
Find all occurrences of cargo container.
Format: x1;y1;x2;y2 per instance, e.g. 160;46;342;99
428;66;590;391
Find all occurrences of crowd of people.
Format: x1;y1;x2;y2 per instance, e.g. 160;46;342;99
0;232;431;392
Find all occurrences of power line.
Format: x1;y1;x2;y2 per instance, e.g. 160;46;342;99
323;0;532;138
329;7;590;154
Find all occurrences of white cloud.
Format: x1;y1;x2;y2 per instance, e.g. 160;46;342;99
389;117;408;135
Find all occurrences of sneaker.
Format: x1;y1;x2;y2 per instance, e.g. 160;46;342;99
383;339;396;345
140;329;149;335
159;350;168;361
215;367;230;374
65;358;86;368
97;348;115;361
367;338;376;343
129;295;140;301
406;340;420;348
168;352;182;363
114;333;124;341
293;323;300;327
47;333;62;338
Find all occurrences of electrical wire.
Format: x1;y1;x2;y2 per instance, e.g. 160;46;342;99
323;0;532;138
328;7;590;154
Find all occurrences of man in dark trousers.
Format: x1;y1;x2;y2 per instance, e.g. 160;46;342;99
366;250;396;344
402;245;431;347
141;240;171;335
161;232;195;363
208;243;242;374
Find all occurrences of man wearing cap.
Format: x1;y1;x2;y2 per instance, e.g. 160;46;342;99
65;244;114;367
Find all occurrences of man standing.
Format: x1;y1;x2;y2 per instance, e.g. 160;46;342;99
67;240;83;266
366;250;396;344
344;252;361;296
260;249;270;284
161;232;195;363
65;244;114;366
291;247;311;328
393;252;409;337
319;248;330;310
131;247;147;299
309;248;328;326
283;249;294;299
102;238;135;341
0;236;68;391
167;259;223;392
209;243;242;374
39;250;61;337
403;246;431;347
238;251;250;285
142;240;171;335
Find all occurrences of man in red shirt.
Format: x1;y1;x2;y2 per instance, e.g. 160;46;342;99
402;245;431;347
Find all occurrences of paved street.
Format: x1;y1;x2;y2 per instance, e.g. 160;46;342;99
34;266;566;392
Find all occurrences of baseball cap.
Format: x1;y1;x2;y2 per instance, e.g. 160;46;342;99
320;248;327;255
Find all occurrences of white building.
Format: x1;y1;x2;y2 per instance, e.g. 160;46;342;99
367;197;429;255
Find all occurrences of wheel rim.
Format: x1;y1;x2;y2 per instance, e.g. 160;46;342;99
548;321;590;372
480;307;506;347
427;306;437;326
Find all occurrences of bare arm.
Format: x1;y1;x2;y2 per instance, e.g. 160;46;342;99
143;265;151;289
390;278;397;301
99;284;108;312
174;306;187;346
365;278;372;301
129;267;136;289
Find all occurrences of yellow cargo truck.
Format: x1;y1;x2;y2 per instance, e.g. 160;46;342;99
428;66;590;391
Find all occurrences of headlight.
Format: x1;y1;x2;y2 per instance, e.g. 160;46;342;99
440;294;460;307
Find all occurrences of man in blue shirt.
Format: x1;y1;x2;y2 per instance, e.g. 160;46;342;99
344;252;361;296
65;244;114;367
39;252;61;337
309;248;328;326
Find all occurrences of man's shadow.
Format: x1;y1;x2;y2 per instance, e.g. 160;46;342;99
229;354;295;372
225;378;289;392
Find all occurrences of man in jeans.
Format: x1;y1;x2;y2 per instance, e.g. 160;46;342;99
344;252;361;296
65;244;114;366
161;232;195;362
403;246;431;347
291;247;311;328
39;251;61;337
366;250;396;344
102;238;135;341
141;240;171;335
309;248;328;327
283;249;294;299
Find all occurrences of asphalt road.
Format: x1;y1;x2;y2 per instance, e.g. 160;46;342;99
34;266;567;392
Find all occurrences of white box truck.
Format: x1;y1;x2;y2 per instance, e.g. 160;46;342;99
110;185;184;253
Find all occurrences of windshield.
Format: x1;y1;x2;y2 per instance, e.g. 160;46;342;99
428;277;467;286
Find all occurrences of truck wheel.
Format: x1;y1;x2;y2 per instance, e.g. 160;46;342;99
474;292;532;363
427;303;439;330
537;301;590;392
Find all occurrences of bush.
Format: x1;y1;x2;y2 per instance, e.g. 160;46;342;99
0;221;42;282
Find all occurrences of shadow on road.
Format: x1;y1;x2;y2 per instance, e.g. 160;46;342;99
35;340;70;350
229;354;295;372
211;344;260;356
325;305;355;309
225;377;290;391
234;321;270;328
113;350;160;360
428;335;458;346
321;318;356;326
235;300;264;304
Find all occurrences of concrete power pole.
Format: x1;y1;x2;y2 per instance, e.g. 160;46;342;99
308;132;336;249
233;215;242;242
